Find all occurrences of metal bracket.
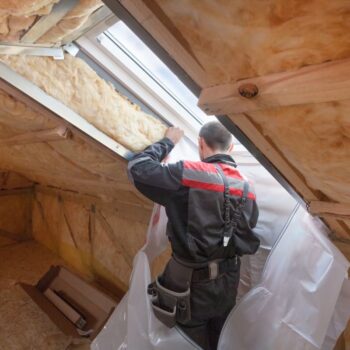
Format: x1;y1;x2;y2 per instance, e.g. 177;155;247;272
209;261;219;280
63;43;80;57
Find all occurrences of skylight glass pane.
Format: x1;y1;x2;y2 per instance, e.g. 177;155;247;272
105;21;209;124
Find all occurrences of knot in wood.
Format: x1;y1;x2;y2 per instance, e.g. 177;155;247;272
238;83;259;98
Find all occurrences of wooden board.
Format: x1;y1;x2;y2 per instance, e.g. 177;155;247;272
199;58;350;115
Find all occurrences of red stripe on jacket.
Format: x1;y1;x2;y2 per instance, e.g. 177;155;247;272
182;179;256;200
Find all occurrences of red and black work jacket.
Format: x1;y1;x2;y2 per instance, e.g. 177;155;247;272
128;137;259;263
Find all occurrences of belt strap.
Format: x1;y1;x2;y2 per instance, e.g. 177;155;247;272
191;257;239;282
215;164;249;253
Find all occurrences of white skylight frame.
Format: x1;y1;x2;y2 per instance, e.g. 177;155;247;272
77;18;207;143
77;16;249;154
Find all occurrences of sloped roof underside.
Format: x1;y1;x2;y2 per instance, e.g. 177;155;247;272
113;0;350;243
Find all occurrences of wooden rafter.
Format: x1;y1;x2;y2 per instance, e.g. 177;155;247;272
0;126;71;146
118;0;208;88
0;188;33;196
199;58;350;115
309;201;350;218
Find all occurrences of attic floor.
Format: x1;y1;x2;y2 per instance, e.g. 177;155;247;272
0;239;89;350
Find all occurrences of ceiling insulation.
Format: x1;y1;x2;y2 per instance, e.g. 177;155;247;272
0;0;103;45
153;0;350;86
0;54;167;151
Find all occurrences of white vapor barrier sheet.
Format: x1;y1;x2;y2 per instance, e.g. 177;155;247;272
219;207;350;350
92;141;349;350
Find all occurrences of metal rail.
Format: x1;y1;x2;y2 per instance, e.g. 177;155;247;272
0;43;64;59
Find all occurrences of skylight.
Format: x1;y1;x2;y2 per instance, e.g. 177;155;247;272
101;21;209;125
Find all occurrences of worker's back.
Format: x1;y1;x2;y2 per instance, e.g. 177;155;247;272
164;156;259;262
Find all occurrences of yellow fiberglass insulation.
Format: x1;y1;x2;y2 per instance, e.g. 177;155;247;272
0;0;103;43
0;54;167;152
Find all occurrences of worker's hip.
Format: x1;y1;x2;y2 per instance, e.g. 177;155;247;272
189;261;240;321
148;256;240;327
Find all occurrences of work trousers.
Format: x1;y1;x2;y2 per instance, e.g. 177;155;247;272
162;258;241;350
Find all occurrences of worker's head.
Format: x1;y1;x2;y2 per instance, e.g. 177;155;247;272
198;121;233;160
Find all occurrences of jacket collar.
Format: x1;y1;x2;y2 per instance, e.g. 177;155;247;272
203;154;237;168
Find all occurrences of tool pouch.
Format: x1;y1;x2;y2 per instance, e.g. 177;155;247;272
147;258;192;328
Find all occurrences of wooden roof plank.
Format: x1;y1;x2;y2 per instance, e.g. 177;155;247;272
0;126;71;146
199;58;350;115
309;201;350;218
118;0;208;88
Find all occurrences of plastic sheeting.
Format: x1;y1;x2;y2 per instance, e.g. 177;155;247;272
91;139;200;350
218;207;350;350
92;140;350;350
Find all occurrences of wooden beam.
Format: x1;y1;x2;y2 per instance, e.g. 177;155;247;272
199;58;350;115
309;201;350;218
118;0;208;88
0;126;71;146
0;187;33;196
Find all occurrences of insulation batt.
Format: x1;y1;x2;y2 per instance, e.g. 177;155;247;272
37;0;103;44
249;102;350;204
156;0;350;85
0;54;167;151
0;0;103;44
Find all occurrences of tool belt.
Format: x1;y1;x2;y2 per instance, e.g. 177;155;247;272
147;255;239;328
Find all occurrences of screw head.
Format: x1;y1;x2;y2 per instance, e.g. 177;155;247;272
238;83;259;98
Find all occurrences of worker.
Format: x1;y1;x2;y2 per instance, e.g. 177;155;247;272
128;121;260;350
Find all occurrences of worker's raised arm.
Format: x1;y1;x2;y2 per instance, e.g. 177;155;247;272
127;127;184;206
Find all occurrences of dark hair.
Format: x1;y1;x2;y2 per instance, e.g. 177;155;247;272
199;121;232;151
